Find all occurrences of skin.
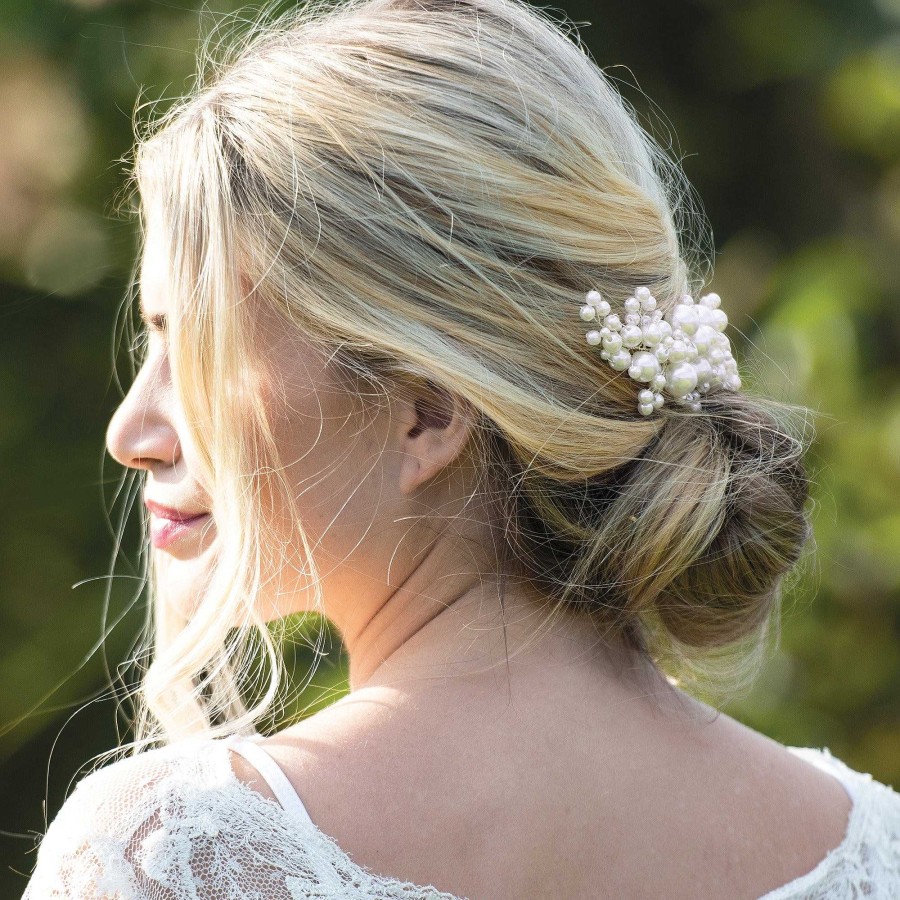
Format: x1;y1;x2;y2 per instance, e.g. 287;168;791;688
105;223;856;899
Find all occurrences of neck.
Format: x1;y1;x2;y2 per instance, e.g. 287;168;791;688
344;561;642;697
325;486;651;697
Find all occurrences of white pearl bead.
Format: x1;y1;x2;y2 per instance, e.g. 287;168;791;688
709;308;728;331
597;300;611;316
625;313;641;326
671;305;698;335
638;402;655;416
586;289;603;306
602;332;622;353
641;295;657;312
585;330;602;345
628;351;660;382
580;304;597;321
694;357;712;381
668;340;689;362
651;373;667;391
653;393;664;409
604;314;622;332
624;296;640;314
666;362;698;397
701;292;721;308
638;388;655;404
609;349;632;371
635;286;652;302
599;327;611;338
693;324;717;354
682;294;695;305
620;324;643;348
642;323;662;346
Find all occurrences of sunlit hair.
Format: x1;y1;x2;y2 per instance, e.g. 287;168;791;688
114;0;817;749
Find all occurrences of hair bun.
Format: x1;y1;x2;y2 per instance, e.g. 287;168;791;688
492;390;815;695
648;395;813;651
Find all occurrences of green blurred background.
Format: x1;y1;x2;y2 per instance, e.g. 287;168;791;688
1;0;899;895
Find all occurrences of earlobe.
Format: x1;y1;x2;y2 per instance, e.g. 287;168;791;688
398;386;471;495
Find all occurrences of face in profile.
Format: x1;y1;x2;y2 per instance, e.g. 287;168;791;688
105;219;442;630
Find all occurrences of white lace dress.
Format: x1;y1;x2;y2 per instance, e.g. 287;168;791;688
20;733;900;899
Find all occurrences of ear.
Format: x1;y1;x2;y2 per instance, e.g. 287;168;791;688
395;383;473;496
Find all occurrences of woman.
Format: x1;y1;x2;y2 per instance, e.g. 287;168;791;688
22;0;900;896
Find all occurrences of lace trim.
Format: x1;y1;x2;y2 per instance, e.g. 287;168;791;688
210;739;890;900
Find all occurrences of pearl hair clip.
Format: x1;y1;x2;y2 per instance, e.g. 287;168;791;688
580;286;742;416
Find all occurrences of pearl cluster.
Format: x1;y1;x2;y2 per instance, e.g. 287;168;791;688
580;286;742;416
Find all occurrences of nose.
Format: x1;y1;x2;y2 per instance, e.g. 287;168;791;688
106;355;181;472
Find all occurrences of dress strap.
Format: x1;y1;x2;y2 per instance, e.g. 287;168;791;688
225;734;317;831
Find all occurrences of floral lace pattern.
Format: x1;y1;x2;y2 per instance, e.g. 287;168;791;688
21;738;900;899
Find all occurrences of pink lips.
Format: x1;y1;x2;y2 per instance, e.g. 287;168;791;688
149;512;211;549
144;499;212;550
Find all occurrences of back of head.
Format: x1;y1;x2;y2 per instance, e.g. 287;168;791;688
126;0;816;743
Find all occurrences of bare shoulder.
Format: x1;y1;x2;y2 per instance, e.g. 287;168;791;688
247;688;856;900
709;713;855;872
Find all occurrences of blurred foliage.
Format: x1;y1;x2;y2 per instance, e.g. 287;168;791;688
1;0;899;895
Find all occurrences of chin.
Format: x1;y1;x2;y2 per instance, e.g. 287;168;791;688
153;539;219;618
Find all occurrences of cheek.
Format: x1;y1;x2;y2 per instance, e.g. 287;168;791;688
263;398;394;569
282;422;373;529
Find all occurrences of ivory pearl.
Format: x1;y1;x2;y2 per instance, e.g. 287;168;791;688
692;324;717;354
666;362;698;397
628;351;660;382
602;333;623;353
609;349;632;371
620;324;644;348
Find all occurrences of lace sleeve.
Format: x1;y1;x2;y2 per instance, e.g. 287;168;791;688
21;738;307;900
21;737;465;900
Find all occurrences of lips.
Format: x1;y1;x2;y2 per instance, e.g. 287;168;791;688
149;511;212;550
145;499;210;522
143;498;214;551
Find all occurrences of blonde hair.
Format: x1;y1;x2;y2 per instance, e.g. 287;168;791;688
116;0;816;750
